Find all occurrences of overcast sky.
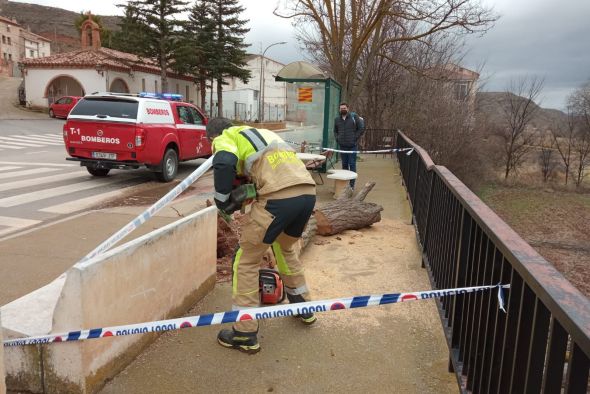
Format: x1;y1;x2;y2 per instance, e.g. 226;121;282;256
10;0;590;110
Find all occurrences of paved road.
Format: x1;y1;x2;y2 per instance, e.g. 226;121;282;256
0;119;206;239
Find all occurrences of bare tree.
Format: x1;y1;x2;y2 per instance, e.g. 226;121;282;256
538;135;557;182
498;76;544;179
550;107;576;185
572;130;590;187
569;81;590;187
274;0;496;104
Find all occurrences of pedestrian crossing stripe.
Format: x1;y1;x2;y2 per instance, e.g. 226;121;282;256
0;176;129;207
0;135;63;147
0;216;42;237
0;171;88;192
0;166;22;172
0;161;76;167
0;137;45;147
0;167;60;180
40;185;138;214
22;134;63;141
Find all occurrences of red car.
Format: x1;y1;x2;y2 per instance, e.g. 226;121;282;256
49;96;82;119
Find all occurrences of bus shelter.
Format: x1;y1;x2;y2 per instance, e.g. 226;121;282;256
275;61;341;160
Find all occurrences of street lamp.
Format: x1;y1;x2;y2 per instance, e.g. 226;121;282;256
259;41;287;122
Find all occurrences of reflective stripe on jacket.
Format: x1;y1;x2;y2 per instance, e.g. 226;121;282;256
212;126;315;198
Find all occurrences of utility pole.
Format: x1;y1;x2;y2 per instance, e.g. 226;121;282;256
259;41;286;122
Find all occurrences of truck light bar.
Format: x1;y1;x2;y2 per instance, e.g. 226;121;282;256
139;92;184;101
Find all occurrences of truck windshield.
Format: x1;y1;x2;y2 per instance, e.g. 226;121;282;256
70;98;139;119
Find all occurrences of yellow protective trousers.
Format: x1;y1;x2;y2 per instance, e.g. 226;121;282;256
231;188;315;333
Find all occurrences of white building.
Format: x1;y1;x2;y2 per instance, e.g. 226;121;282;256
20;29;51;59
19;14;198;109
205;54;287;122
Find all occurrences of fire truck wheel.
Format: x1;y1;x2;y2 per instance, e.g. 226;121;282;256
86;167;110;177
157;148;178;182
49;109;55;118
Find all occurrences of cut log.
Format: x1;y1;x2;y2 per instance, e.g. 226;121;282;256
314;200;383;236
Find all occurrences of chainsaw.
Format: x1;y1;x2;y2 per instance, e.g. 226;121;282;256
259;269;286;305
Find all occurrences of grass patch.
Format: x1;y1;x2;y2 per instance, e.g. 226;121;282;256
476;182;590;297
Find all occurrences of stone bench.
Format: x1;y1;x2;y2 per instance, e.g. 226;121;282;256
327;170;358;197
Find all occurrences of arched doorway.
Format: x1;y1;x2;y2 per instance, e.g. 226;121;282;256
45;75;85;105
110;78;130;93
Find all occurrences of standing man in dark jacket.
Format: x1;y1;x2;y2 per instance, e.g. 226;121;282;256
333;102;365;188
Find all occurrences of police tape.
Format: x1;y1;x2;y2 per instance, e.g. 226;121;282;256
79;156;214;262
282;139;414;155
3;284;508;347
314;147;414;155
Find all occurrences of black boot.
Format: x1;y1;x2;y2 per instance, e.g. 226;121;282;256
217;328;260;354
287;292;317;325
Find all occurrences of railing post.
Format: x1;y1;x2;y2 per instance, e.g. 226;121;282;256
421;173;435;268
450;207;469;349
411;154;419;213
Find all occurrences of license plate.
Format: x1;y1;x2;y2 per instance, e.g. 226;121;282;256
92;152;117;160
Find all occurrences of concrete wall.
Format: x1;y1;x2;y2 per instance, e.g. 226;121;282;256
1;312;5;394
2;206;217;393
25;69;102;107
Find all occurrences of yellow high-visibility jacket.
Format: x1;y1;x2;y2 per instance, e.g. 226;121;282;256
212;126;314;207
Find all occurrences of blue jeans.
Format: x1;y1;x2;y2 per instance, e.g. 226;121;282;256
340;146;357;188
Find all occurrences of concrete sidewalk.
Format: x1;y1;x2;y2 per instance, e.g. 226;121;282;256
99;156;457;394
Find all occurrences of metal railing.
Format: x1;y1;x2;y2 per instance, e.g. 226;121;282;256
358;128;397;152
396;130;590;393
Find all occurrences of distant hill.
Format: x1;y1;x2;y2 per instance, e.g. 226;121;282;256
0;0;121;53
476;92;568;132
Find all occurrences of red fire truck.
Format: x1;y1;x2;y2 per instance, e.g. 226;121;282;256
63;92;211;182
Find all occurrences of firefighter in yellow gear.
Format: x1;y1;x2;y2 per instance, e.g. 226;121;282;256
207;118;317;354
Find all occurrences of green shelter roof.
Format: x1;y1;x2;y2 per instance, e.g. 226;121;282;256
275;61;327;81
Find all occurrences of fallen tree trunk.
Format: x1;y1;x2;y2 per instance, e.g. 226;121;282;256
313;181;382;236
314;200;383;235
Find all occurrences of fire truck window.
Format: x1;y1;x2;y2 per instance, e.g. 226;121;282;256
189;107;204;125
70;98;139;119
177;106;193;124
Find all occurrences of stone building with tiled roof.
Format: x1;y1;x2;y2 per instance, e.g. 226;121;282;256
0;14;51;77
20;13;199;109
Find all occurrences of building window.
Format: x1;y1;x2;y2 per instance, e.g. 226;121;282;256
7;37;10;45
2;53;6;60
155;80;158;93
454;82;469;101
29;50;34;57
185;85;190;102
142;78;146;91
6;26;10;32
2;36;5;44
8;54;12;60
